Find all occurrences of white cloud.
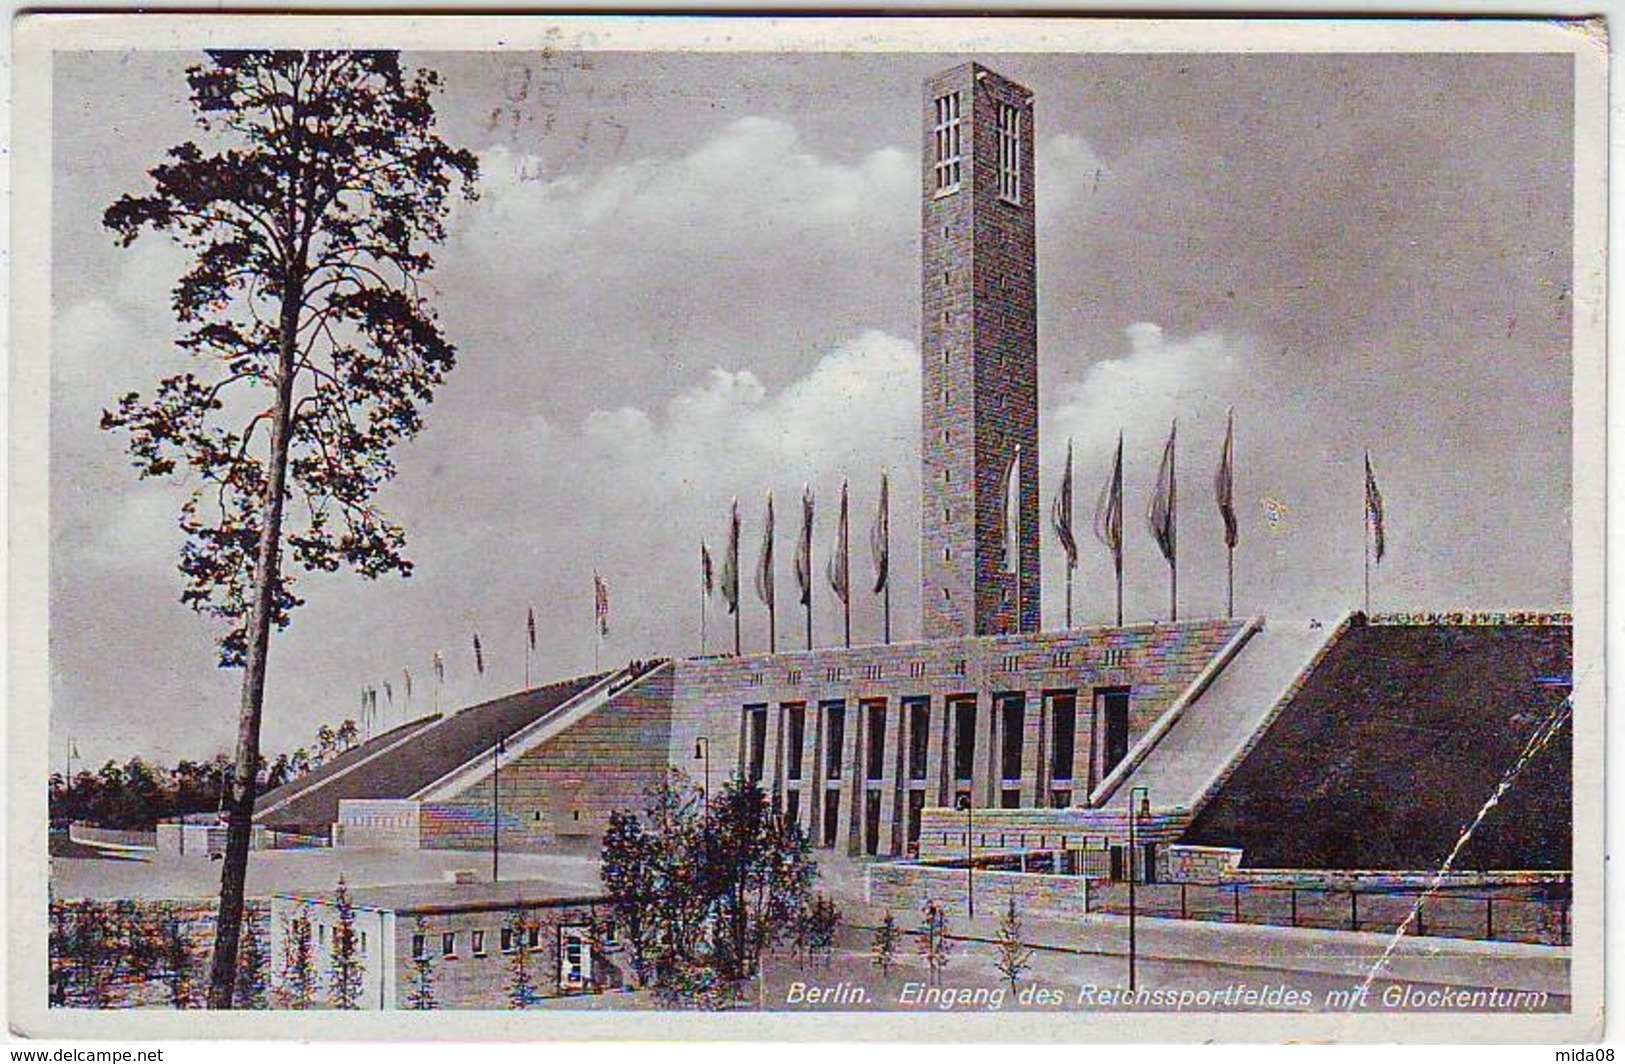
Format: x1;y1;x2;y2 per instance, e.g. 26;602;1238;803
1037;133;1108;219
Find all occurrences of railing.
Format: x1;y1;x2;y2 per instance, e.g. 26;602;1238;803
872;860;1571;947
1085;880;1570;947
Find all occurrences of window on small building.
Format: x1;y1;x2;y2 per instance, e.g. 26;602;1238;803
933;92;963;193
472;930;486;957
411;934;426;961
997;101;1023;204
501;927;515;953
528;926;541;951
441;932;456;959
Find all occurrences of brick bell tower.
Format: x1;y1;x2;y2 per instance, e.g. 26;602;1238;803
920;63;1040;639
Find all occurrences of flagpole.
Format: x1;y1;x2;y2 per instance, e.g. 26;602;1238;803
1115;431;1125;626
884;580;891;645
843;522;852;651
882;479;892;644
1364;452;1371;616
1170;425;1178;624
844;496;852;650
1065;566;1072;630
701;579;708;656
1227;545;1235;620
491;738;502;883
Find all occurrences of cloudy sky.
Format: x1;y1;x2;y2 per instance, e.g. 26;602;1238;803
49;49;1574;766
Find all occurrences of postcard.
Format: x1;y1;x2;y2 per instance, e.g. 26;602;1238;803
7;13;1607;1043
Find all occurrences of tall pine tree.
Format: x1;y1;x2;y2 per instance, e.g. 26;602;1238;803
101;50;478;1007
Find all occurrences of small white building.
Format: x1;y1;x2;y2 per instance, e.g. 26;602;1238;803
267;878;617;1009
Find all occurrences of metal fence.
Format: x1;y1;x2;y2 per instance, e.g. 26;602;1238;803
1083;880;1570;947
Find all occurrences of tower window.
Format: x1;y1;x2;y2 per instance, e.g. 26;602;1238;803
932;92;963;194
997;102;1023;204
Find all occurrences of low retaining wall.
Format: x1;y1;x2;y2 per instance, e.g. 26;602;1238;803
68;823;156;851
915;806;1190;862
335;799;421;850
155;822;226;857
868;861;1570;945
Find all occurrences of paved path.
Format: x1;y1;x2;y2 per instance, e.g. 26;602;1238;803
50;847;600;901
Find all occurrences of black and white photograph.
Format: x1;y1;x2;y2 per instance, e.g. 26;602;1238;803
6;13;1608;1045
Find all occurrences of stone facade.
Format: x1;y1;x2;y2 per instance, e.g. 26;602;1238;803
667;618;1245;860
431;666;675;849
921;63;1039;640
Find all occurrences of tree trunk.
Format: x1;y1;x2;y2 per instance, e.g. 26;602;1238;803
206;278;302;1009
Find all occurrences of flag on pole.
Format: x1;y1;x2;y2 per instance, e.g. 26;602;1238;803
870;472;890;594
1052;437;1078;571
1216;409;1238;549
701;540;715;597
1094;433;1124;558
527;607;537;652
473;634;485;675
1365;453;1386;562
432;651;444;683
594;572;612;635
827;479;850;604
383;680;394;707
1000;446;1022;574
1148;422;1178;565
403;669;413;701
755;491;776;609
69;739;80;760
721;499;740;615
795;485;814;606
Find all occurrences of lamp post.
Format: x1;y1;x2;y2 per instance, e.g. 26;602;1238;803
694;737;711;811
492;737;505;883
1128;785;1149;992
957;793;975;920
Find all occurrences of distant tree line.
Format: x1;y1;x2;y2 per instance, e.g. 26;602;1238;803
51;718;361;829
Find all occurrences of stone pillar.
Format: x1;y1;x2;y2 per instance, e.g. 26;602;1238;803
1075;690;1098;805
807;701;826;845
841;698;865;856
881;699;905;855
925;696;950;808
765;704;784;806
984;691;1001;808
1020;690;1044;807
971;692;994;808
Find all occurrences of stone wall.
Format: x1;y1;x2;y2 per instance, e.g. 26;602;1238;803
665;619;1241;859
914;805;1191;862
868;861;1090;922
439;666;675;844
334;799;421;851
